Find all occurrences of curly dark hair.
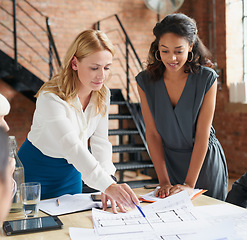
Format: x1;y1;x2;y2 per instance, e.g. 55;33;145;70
147;13;213;81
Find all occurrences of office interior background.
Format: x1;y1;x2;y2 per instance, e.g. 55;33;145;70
0;0;246;188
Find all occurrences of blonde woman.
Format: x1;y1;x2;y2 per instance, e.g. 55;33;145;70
18;30;139;213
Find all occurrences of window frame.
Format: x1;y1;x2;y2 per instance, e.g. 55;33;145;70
243;0;247;83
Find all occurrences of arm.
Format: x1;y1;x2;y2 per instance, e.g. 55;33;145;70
87;106;140;212
137;86;172;197
169;80;217;195
31;92;115;193
90;90;115;176
89;90;139;213
34;92;138;213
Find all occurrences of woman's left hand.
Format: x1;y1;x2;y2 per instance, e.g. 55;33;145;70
101;192;128;214
169;184;194;196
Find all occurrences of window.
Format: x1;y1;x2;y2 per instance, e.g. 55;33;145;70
226;0;247;103
243;0;247;83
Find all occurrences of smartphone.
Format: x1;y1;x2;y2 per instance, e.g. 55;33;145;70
144;184;159;189
3;216;63;236
91;194;101;202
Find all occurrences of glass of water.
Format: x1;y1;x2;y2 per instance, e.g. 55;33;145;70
20;182;41;218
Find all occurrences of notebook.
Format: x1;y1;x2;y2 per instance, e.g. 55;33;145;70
39;192;109;216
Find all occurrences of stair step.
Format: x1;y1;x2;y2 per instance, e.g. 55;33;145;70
109;114;132;120
82;179;158;193
109;129;139;136
115;161;153;171
118;179;159;189
110;100;126;105
110;89;125;102
112;145;146;153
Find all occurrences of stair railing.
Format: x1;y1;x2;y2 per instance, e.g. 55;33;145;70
96;14;148;150
0;0;61;81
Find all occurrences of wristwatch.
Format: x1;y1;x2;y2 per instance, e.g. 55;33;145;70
111;175;117;183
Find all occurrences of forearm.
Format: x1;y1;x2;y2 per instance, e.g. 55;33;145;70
185;81;217;188
185;133;209;187
90;88;115;175
137;85;170;186
90;135;115;175
146;132;170;185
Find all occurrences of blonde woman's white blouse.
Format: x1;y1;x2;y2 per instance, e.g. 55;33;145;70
28;87;116;193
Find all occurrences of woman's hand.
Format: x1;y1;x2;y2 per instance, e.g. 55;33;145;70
104;183;139;213
101;192;128;214
169;183;194;196
155;184;173;198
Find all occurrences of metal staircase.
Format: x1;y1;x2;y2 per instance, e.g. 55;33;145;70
0;0;61;101
110;89;157;188
0;0;158;192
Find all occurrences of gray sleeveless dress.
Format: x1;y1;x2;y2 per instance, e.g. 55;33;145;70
136;66;228;200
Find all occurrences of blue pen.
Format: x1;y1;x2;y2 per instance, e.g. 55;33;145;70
133;202;154;230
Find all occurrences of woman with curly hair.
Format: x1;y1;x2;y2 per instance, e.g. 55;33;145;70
18;30;139;213
136;13;228;200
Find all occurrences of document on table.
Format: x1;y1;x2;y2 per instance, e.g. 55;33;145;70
195;203;247;240
69;228;160;240
39;192;109;216
69;228;97;240
91;191;235;239
139;187;207;202
92;191;194;235
70;223;235;240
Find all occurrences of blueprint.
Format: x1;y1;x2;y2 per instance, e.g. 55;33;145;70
69;191;241;240
91;191;234;239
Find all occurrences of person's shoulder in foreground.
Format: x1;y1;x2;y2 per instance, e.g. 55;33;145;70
226;172;247;208
0;127;16;222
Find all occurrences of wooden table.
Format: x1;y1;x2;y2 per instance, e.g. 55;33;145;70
0;188;226;239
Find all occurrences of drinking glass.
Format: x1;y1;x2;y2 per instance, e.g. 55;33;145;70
20;182;41;218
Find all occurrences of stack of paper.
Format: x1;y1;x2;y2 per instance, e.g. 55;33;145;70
39;192;108;216
195;204;247;240
69;191;241;240
139;187;207;202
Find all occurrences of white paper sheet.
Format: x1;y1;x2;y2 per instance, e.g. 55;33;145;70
69;228;160;240
39;192;109;216
93;191;207;236
140;187;205;202
69;227;97;240
86;191;235;240
70;224;235;240
195;204;247;240
68;191;238;240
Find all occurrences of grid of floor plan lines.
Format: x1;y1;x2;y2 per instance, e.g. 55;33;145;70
96;206;196;228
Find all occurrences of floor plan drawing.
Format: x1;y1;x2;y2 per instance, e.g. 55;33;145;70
92;191;199;236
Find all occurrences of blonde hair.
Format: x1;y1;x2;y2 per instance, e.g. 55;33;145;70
36;30;115;116
0;94;10;116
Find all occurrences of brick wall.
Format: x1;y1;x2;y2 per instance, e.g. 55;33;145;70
0;79;35;146
0;0;246;177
